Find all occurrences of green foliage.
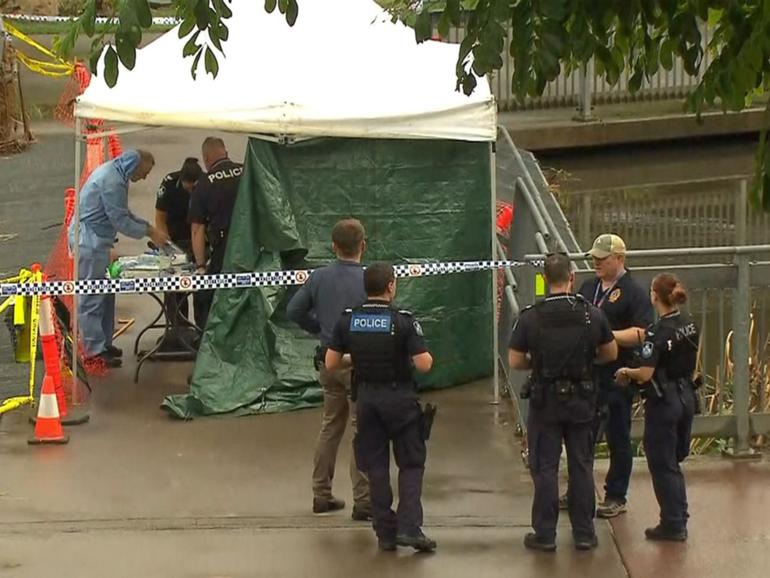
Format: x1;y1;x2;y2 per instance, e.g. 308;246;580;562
56;0;298;87
59;1;770;207
386;0;770;210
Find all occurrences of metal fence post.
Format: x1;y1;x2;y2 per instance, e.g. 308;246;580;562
574;61;594;122
580;194;592;249
735;179;748;245
727;254;757;458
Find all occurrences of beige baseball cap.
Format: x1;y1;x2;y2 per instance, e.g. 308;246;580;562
588;234;626;258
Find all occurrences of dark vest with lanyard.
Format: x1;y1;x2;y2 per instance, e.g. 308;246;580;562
348;302;413;387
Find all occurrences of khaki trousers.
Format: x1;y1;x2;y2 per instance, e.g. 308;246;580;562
313;366;370;506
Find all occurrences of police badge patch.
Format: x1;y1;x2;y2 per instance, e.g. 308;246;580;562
608;288;621;303
641;341;654;359
413;321;424;336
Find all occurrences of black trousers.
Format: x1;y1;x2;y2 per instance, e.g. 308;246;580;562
355;386;426;540
164;291;206;327
528;394;596;540
195;242;225;331
643;384;695;532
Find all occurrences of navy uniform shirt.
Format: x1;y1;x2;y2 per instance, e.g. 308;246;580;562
578;271;653;370
188;158;243;238
639;311;699;381
155;171;191;244
286;260;367;347
509;293;614;362
329;299;428;360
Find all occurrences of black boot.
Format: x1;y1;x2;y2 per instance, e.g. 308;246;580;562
396;529;436;552
524;532;556;552
574;534;598;551
645;525;687;542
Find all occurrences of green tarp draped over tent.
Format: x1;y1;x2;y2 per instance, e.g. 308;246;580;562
162;137;492;418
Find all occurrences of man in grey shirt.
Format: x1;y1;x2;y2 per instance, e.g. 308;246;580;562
287;218;371;520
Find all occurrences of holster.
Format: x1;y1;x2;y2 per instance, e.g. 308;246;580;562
421;403;437;441
313;346;327;371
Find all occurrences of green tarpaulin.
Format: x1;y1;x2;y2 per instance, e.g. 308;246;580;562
162;137;492;418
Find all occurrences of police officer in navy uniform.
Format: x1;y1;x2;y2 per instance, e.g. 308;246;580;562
615;273;699;542
509;253;617;552
154;157;203;326
575;234;653;519
189;137;243;330
326;262;436;552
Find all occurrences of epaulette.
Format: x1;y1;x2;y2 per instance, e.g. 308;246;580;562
344;308;353;313
520;304;535;313
398;309;413;316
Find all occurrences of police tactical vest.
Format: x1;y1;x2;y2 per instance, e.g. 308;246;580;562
533;295;593;383
348;303;412;384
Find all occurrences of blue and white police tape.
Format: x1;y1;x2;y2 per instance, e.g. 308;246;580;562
0;259;535;297
1;13;180;25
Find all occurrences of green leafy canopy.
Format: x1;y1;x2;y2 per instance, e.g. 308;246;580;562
60;1;770;209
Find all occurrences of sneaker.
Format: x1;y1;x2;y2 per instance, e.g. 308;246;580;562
106;345;123;358
645;525;687;542
596;498;627;519
313;496;345;514
574;534;599;551
378;537;397;552
559;492;569;511
524;532;556;552
396;530;437;552
352;504;372;521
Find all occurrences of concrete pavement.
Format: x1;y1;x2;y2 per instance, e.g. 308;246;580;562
0;372;627;577
3;125;770;577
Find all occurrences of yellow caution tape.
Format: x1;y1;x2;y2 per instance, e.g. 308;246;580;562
0;296;14;315
3;21;75;77
12;269;32;325
16;52;73;77
27;269;42;400
13;294;25;325
0;267;39;415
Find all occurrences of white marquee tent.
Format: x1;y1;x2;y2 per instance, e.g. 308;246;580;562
76;0;496;141
72;0;502;403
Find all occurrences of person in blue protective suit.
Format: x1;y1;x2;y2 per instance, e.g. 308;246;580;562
68;149;169;368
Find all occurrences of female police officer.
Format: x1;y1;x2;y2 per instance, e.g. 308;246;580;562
614;273;699;542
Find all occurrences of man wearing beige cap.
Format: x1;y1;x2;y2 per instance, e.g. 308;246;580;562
576;234;653;518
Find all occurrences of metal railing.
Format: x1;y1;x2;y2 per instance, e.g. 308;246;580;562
501;246;770;457
558;177;770;250
437;21;711;111
495;126;584;430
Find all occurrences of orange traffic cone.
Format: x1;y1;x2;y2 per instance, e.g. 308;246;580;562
28;375;69;445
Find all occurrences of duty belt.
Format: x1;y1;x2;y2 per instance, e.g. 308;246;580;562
358;381;413;390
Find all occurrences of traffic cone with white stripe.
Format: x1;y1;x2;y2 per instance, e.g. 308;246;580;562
28;375;69;445
39;292;67;418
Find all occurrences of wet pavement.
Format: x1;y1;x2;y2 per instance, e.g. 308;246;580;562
2;125;770;577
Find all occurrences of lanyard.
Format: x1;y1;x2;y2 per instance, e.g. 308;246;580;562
592;271;626;308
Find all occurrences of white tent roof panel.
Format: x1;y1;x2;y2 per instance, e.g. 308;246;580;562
75;0;497;141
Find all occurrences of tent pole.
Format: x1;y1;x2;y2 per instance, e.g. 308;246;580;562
490;140;499;405
72;117;81;401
